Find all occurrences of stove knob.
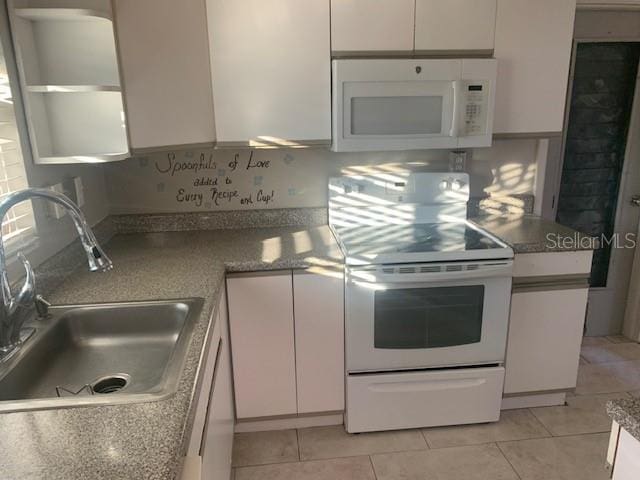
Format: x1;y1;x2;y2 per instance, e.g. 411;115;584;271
452;180;466;191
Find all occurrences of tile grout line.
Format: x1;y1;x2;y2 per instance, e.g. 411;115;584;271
419;428;433;449
295;429;302;462
495;442;523;480
368;455;379;480
526;407;555;438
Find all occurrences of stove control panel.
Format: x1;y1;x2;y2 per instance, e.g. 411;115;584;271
329;172;470;206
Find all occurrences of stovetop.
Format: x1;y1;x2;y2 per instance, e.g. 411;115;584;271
328;172;514;265
333;222;513;265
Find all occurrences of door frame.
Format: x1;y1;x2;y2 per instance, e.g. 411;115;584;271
546;37;640;335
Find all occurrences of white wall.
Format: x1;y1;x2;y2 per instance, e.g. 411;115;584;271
105;139;539;214
20;162;109;268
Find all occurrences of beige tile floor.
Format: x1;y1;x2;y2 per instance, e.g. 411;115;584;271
232;335;638;479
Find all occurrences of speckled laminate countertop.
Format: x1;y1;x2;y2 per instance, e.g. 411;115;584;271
471;215;597;254
608;398;640;443
0;225;342;480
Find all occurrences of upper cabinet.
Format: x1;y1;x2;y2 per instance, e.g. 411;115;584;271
414;0;497;52
113;0;215;152
577;0;640;8
8;0;128;164
207;0;331;147
493;0;577;134
331;0;496;53
331;0;415;53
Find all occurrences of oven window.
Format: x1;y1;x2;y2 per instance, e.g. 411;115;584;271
374;285;484;349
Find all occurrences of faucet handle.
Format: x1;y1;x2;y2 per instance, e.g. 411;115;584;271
34;295;51;319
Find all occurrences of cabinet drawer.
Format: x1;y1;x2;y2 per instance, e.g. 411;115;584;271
346;367;505;433
513;251;593;278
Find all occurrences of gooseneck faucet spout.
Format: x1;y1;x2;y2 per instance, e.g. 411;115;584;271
0;188;112;355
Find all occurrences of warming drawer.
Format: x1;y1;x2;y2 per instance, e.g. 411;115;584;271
346;366;505;433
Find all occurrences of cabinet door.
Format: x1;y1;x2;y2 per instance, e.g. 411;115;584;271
613;428;640;480
208;0;330;145
294;271;345;414
415;0;497;52
504;288;588;394
202;287;234;480
493;0;576;134
113;0;215;150
227;272;297;418
331;0;415;53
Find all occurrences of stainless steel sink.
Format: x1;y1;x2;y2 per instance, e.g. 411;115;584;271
0;298;203;413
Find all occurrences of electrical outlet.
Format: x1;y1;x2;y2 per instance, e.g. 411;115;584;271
47;183;66;219
449;150;468;172
73;177;84;207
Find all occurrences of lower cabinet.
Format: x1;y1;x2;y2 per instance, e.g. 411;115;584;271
612;427;640;480
227;270;345;420
504;251;593;396
201;289;234;480
504;287;588;394
182;287;234;480
227;271;297;419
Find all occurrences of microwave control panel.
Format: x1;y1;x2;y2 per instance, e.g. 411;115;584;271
461;81;490;136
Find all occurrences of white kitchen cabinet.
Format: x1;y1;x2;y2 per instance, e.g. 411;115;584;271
504;287;588;394
113;0;215;151
330;0;415;53
227;270;345;422
493;0;576;134
414;0;497;52
227;272;297;419
293;271;344;414
201;288;234;480
578;0;640;8
612;428;640;480
207;0;331;146
183;288;234;480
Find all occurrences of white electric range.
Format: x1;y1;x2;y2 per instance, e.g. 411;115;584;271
329;172;514;433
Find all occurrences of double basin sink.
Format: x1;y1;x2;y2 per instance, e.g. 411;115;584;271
0;298;203;413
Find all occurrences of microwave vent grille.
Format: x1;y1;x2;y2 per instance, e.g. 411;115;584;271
446;265;463;272
466;264;479;271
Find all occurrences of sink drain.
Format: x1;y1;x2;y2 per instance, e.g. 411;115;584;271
91;374;130;394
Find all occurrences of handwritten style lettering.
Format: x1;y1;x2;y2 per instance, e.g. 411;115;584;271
156;153;217;177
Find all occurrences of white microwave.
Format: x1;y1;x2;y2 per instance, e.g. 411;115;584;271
331;58;497;152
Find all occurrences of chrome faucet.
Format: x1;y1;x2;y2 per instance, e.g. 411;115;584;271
0;188;113;356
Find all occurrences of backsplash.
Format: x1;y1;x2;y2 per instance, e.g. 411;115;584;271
105;139;541;214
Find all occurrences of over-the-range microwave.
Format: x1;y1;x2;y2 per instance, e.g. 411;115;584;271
331;58;497;152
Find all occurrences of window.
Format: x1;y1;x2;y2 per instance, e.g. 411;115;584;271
0;36;34;244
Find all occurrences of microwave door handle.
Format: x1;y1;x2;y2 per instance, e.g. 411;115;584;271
450;80;463;137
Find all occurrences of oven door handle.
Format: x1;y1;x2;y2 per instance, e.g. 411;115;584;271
349;263;512;284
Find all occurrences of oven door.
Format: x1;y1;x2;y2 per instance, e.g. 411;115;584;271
345;261;513;372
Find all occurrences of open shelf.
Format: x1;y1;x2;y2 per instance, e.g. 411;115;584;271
26;84;120;93
8;0;128;164
26;91;128;163
14;8;112;22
